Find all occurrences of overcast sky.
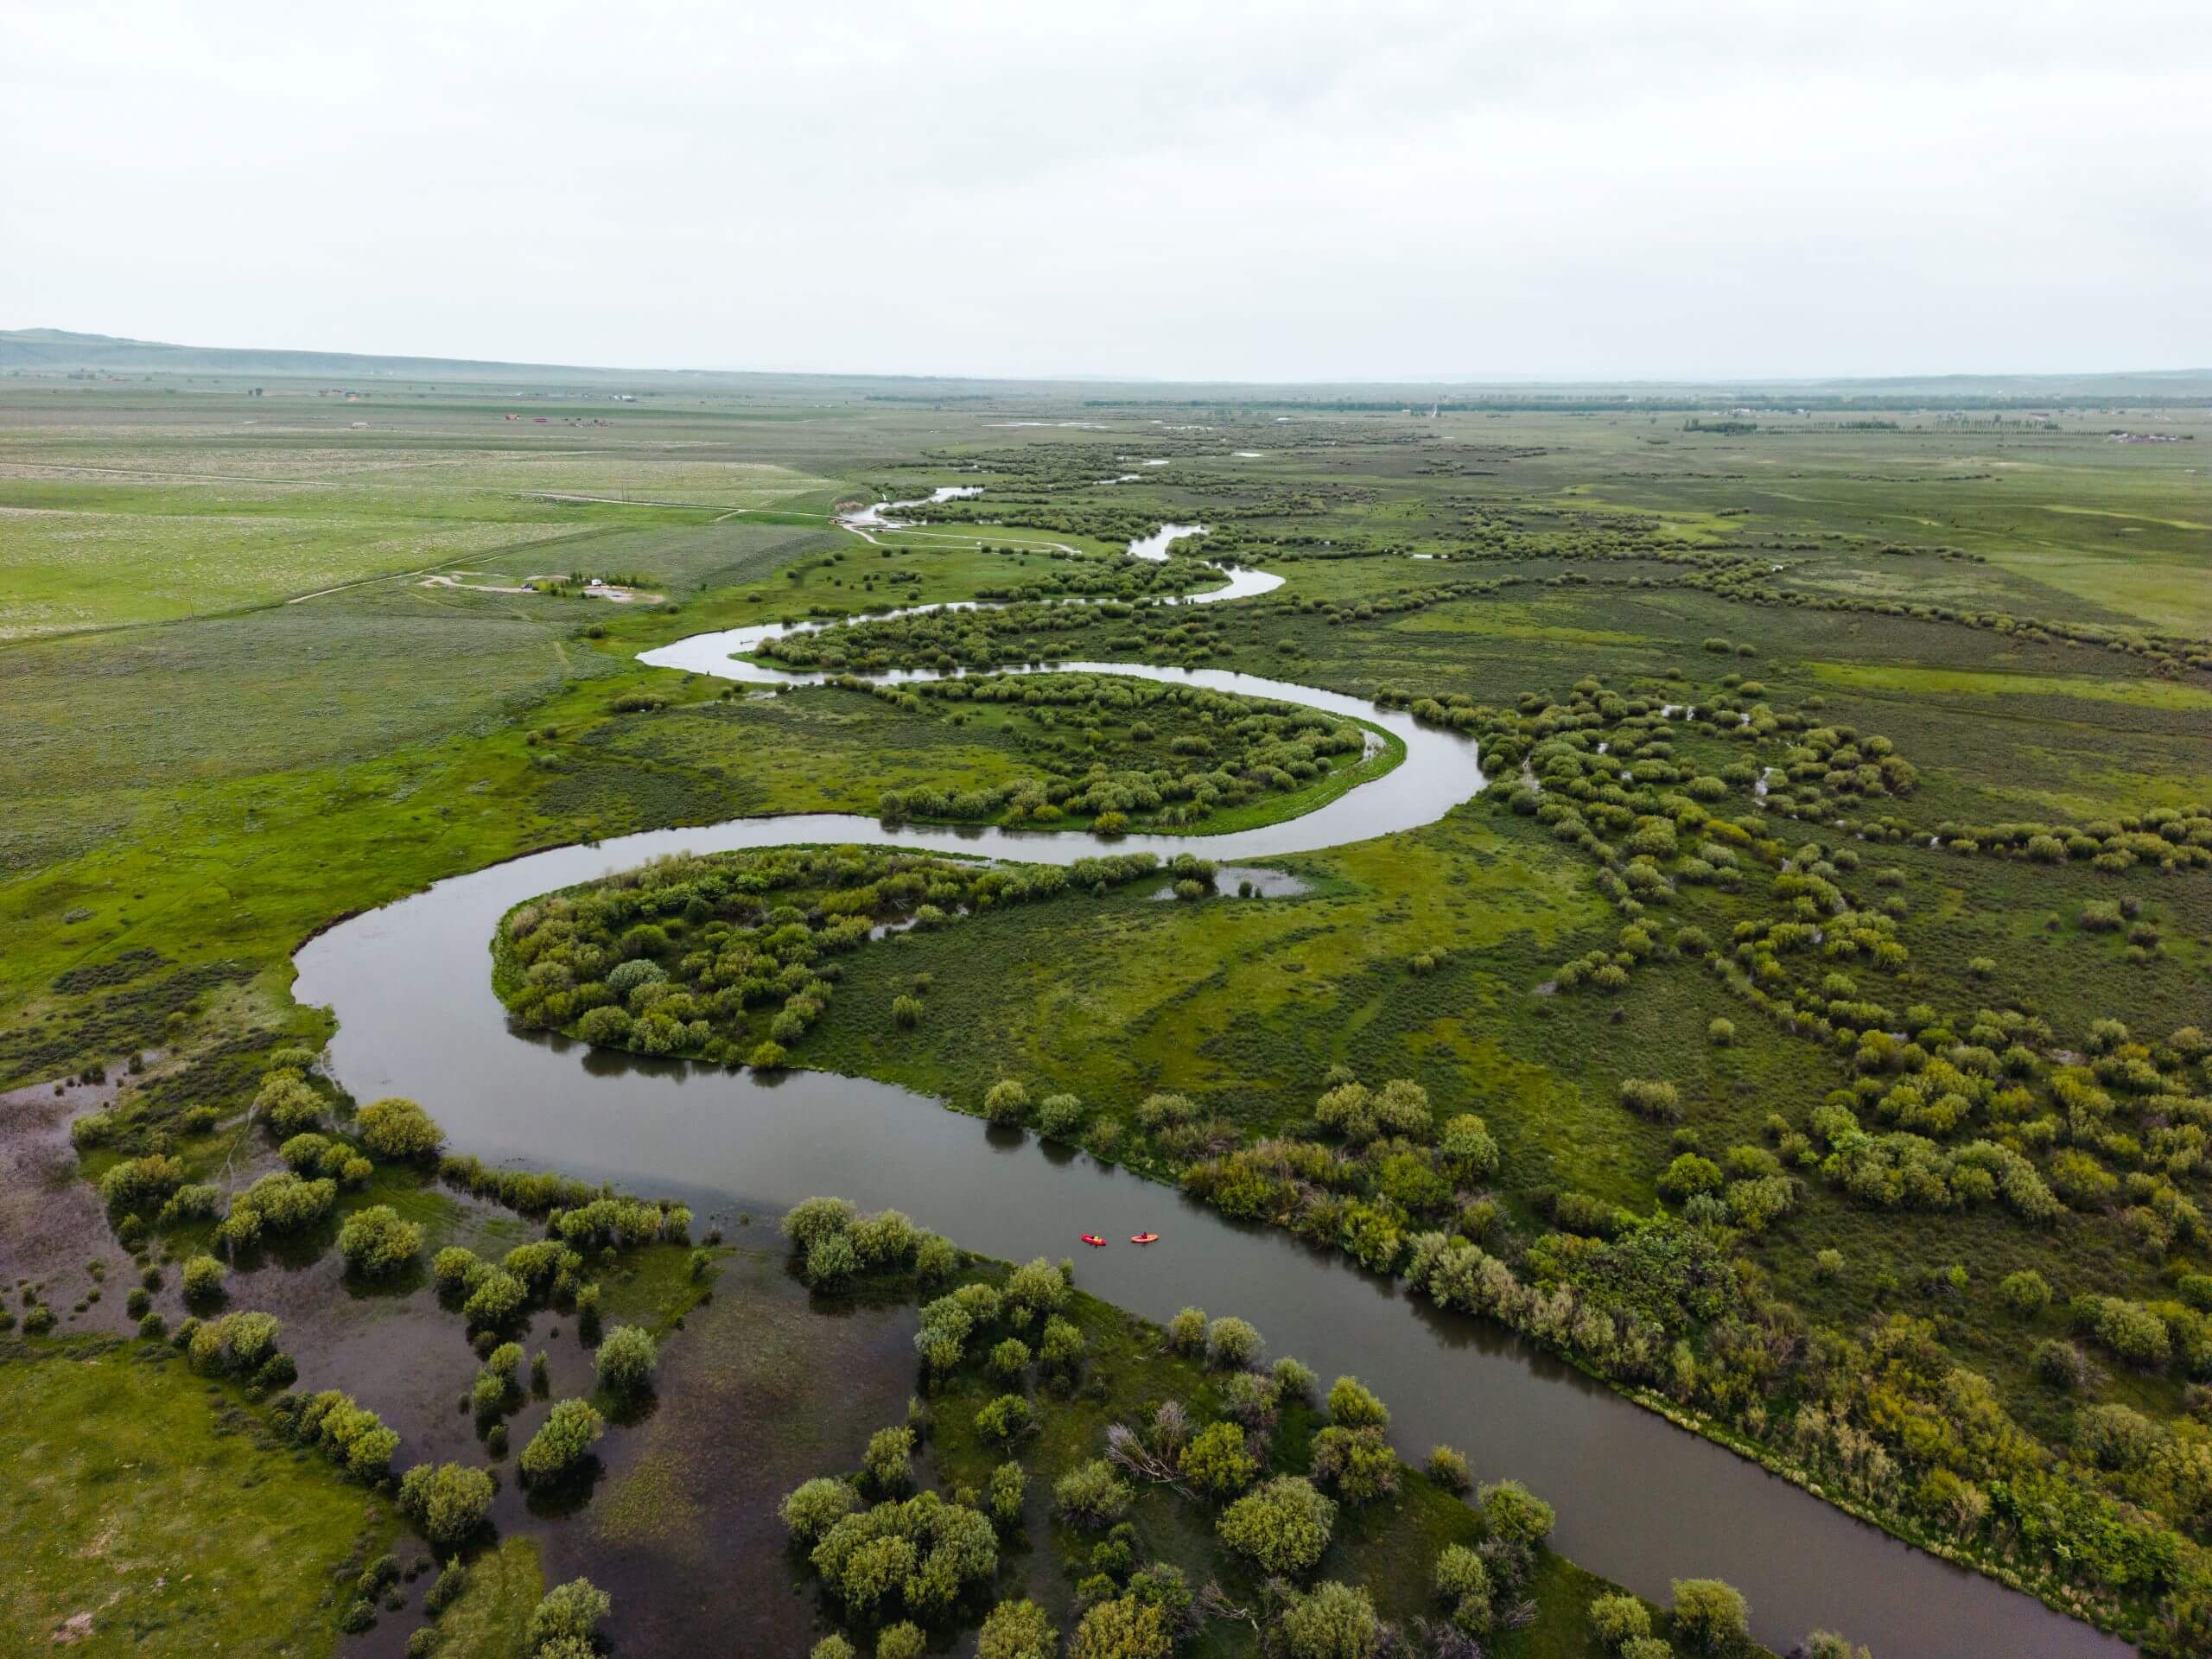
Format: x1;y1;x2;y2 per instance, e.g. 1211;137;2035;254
3;1;2206;381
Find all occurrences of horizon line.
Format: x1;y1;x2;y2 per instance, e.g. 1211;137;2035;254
6;325;2209;392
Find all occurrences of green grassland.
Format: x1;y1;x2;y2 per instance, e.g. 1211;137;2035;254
0;410;852;636
0;1338;395;1656
791;809;1603;1149
3;376;2210;1651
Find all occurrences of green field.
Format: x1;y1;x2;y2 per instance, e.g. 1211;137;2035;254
0;1339;394;1656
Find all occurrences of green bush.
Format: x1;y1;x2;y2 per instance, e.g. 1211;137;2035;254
1309;1425;1398;1504
526;1578;611;1652
338;1205;423;1277
188;1310;282;1376
181;1253;226;1304
1165;1306;1207;1354
1670;1578;1749;1653
986;1459;1029;1525
1588;1591;1652;1649
432;1246;482;1293
1478;1479;1555;1548
1040;1315;1085;1371
1619;1078;1682;1122
283;1388;399;1480
1274;1356;1319;1401
808;1491;998;1617
158;1183;224;1225
1799;1633;1872;1659
1069;1597;1173;1657
1136;1091;1199;1134
1277;1580;1379;1658
357;1097;445;1161
463;1268;528;1328
1004;1256;1071;1318
864;1426;917;1491
1326;1375;1389;1428
1659;1154;1724;1203
472;1347;521;1419
1439;1113;1500;1182
217;1171;336;1249
520;1399;605;1484
594;1325;658;1396
982;1078;1031;1125
397;1462;494;1549
1179;1420;1259;1496
976;1599;1057;1659
914;1233;958;1284
423;1560;469;1617
804;1231;860;1290
99;1154;186;1214
1999;1270;2052;1319
1037;1093;1085;1138
781;1196;857;1251
1206;1315;1264;1369
1053;1459;1132;1529
782;1476;862;1542
1437;1542;1494;1632
1217;1476;1335;1574
1425;1445;1471;1491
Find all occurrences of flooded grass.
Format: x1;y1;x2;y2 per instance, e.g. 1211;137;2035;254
573;1248;917;1652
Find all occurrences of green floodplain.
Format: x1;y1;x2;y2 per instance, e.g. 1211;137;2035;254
1;363;2209;1658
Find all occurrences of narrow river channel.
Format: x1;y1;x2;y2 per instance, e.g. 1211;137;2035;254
293;527;2133;1659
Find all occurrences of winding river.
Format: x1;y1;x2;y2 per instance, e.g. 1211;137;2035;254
294;521;2130;1659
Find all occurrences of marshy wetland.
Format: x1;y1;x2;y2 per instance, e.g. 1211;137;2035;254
4;372;2209;1658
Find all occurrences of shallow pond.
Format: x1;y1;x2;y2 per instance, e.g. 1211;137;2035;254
1127;521;1205;560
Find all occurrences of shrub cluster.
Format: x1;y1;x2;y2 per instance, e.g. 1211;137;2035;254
499;846;1170;1066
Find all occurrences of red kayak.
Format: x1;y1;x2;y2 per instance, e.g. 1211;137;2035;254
1129;1232;1160;1245
1079;1234;1108;1248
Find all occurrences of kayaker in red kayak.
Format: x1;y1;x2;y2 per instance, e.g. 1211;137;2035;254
1080;1234;1108;1247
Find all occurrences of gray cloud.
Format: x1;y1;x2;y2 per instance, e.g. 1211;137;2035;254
3;1;2205;378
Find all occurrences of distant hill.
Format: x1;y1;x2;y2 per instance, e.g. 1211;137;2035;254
5;327;2208;404
0;327;622;382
